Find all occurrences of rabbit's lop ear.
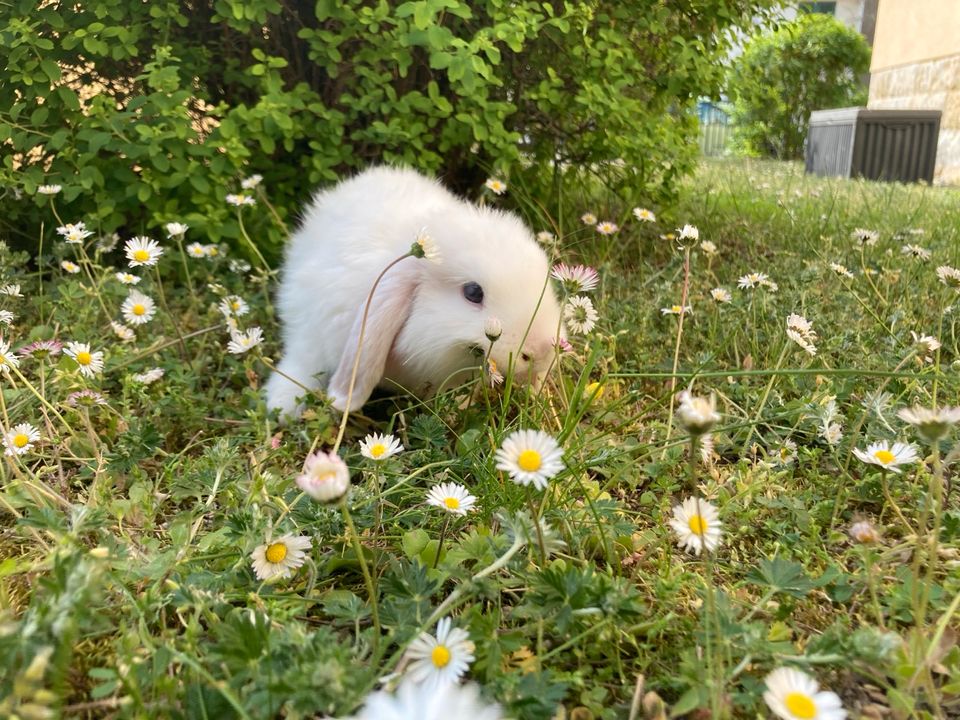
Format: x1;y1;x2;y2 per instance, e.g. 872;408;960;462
326;262;419;412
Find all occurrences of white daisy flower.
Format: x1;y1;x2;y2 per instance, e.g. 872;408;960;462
121;290;157;325
218;295;250;318
350;680;503;720
228;258;252;274
829;262;854;279
186;242;207;258
61;260;81;274
786;314;817;356
677;391;720;436
535;231;556;245
738;272;778;291
3;423;41;456
132;367;165;385
411;230;440;263
849;520;881;544
226;193;256;207
494;429;564;491
115;272;141;285
426;482;477;516
897;405;960;442
203;244;222;258
37;184;62;195
901;244;931;261
241;174;263;190
405;617;475;689
596;220;619;235
563;295;598;335
56;221;94;245
484;178;507;195
124;236;163;267
226;327;263;354
700;240;718;256
669;496;722;555
111;321;136;343
250;534;312;581
660;304;692;316
551;263;599;293
633;207;656;222
64;341;104;377
580;212;597;226
0;284;22;297
763;667;846;720
910;331;940;360
359;433;403;461
66;389;107;408
165;222;189;237
677;224;699;242
0;310;14;326
852;228;879;246
936;265;960;289
484;316;502;341
95;232;120;252
820;422;843;446
853;441;919;474
296;450;350;502
710;288;732;303
771;438;798;466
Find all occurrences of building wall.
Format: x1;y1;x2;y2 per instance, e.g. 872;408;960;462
869;0;960;183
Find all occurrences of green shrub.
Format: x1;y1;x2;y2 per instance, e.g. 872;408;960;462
1;1;777;260
726;13;871;159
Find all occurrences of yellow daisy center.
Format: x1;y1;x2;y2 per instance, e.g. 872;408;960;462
671;305;682;313
784;691;816;719
76;351;92;366
0;355;7;365
688;514;708;536
431;645;451;668
132;304;145;315
444;497;460;510
265;542;287;564
13;433;29;448
208;247;219;256
133;249;150;262
369;443;386;458
517;449;542;472
874;449;896;464
231;301;241;310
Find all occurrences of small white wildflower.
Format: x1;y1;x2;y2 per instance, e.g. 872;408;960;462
484;178;507;195
633;207;656;222
165;222;189;238
710;288;732;303
563;295;598;334
226;193;256;207
121;290;157;326
240;174;263;190
132;367;165;385
226;327;263;355
37;185;62;195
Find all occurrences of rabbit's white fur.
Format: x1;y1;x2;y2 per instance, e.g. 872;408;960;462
264;166;564;418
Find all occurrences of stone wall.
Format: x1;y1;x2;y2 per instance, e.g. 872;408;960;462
868;55;960;185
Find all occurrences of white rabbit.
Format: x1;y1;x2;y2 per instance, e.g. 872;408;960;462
264;166;565;418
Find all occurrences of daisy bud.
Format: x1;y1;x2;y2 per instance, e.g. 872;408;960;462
897;405;960;443
296;450;350;502
676;392;720;436
484;316;502;342
849;520;881;544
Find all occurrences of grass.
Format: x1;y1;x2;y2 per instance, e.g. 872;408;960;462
2;159;960;719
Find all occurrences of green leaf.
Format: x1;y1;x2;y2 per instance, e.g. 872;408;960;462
746;557;818;598
402;529;430;559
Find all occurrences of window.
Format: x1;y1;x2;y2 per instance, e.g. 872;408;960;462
800;2;837;14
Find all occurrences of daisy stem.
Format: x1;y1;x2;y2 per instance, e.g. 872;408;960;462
76;243;112;319
859;245;888;307
526;488;547;565
662;247;692;457
173;234;195;296
915;447;944;629
433;515;449;569
256;186;288;235
880;469;914;534
108;324;220;372
341;499;380;652
152;264;192;368
331;253;413;455
10;365;78;436
236;208;271;271
740;342;789;456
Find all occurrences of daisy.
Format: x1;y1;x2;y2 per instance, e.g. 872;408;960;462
203;244;222;258
3;423;41;456
494;429;564;490
484;316;502;341
165;222;189;237
241;174;263;190
936;265;960;289
555;337;574;354
121;290;157;326
63;341;104;377
0;311;13;326
0;284;22;297
738;272;778;291
111;321;136;343
484;178;507;195
227;327;263;354
37;184;62;195
61;260;81;274
710;288;732;303
900;244;931;261
250;534;312;581
412;230;440;262
849;519;881;544
660;304;692;316
426;482;477;516
700;240;718;256
228;259;252;274
485;357;504;387
896;405;960;442
676;391;720;435
786;314;817;356
296;450;350;502
405;617;475;689
551;263;599;293
132;367;165;385
186;242;207;258
66;389;107;407
853;441;919;474
0;341;21;374
360;433;403;461
580;212;597;226
56;221;94;245
226;193;256;207
633;207;656;222
829;262;854;279
771;438;798;466
535;231;556;245
219;295;250;318
124;236;163;267
563;295;598;334
677;224;699;242
669;496;722;555
115;272;141;285
596;221;619;235
350;680;504;720
18;339;61;361
852;228;879;246
96;232;120;252
820;422;843;446
910;331;940;361
763;667;846;720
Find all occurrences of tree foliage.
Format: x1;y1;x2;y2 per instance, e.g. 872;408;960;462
1;0;777;258
727;12;871;159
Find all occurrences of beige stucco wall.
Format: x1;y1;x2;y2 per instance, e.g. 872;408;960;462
868;0;960;184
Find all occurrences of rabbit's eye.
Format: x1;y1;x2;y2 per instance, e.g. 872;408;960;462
462;282;484;305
